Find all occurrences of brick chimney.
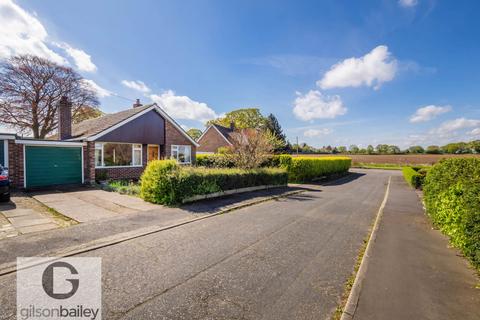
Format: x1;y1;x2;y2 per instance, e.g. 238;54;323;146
133;99;143;108
58;96;72;140
230;122;235;131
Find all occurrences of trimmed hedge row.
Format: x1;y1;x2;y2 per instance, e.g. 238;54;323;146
196;154;235;168
402;166;424;188
196;154;281;168
196;154;352;183
423;158;480;268
140;160;288;205
278;155;351;182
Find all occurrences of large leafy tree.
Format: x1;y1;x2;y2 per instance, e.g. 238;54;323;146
73;105;104;124
0;55;100;138
264;113;286;151
206;108;266;129
408;145;425;154
468;140;480;153
187;128;203;140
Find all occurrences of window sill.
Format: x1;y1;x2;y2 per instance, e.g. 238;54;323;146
95;165;144;169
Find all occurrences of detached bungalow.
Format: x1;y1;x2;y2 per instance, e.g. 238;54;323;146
3;98;198;189
197;123;236;154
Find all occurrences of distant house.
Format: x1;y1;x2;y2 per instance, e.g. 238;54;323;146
197;123;236;154
3;98;198;189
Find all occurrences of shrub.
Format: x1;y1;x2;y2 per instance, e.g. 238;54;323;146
402;166;424;188
140;160;288;205
434;183;480;268
423;158;480;268
196;153;283;169
260;154;282;167
196;154;235;168
140;160;181;205
105;180;140;196
279;155;351;182
424;158;480;218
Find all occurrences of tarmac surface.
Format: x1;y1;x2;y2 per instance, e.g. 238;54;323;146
5;169;477;319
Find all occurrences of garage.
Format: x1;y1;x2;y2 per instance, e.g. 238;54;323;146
23;142;83;189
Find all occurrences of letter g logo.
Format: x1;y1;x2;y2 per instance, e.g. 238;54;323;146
42;261;79;299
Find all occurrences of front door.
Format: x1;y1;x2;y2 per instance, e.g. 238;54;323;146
148;145;159;162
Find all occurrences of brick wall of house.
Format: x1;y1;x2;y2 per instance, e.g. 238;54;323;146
94;144;148;181
197;127;230;153
8;140;23;188
84;142;95;183
164;120;197;163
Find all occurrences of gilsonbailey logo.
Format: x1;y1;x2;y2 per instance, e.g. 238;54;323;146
42;261;80;299
19;305;100;320
17;257;102;320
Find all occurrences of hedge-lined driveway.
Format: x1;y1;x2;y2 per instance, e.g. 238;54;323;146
0;169;395;319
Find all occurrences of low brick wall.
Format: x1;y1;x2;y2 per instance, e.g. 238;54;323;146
95;167;145;181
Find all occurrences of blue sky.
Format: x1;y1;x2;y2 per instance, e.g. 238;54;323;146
1;0;480;148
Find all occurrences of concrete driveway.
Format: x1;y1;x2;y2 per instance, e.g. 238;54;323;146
32;188;161;222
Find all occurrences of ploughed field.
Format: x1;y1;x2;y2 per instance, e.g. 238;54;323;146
293;153;480;165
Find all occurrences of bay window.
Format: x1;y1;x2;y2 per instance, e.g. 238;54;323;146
95;143;143;167
171;145;191;164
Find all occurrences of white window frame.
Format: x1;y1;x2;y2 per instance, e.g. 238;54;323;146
171;145;192;164
132;144;143;166
95;142;143;168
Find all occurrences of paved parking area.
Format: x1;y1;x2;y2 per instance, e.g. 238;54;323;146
0;196;59;239
33;188;162;222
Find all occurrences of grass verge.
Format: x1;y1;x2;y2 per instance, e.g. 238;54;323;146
352;163;402;170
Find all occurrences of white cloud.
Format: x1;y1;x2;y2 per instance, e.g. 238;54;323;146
81;79;112;98
399;0;418;8
0;0;65;63
470;128;480;137
293;90;347;121
54;42;97;72
304;128;332;137
150;90;217;122
430;118;480;136
409;105;451;123
318;45;398;90
121;80;151;93
0;0;97;73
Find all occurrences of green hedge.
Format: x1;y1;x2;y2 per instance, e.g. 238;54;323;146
140;160;288;205
196;154;235;168
279;155;351;182
196;154;282;168
423;158;480;268
402;166;423;188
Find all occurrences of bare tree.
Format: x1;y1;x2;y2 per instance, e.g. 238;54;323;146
228;129;274;169
0;55;100;138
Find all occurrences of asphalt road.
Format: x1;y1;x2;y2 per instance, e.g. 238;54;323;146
0;169;393;320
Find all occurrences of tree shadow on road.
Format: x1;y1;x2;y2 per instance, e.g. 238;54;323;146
320;172;365;186
180;172;363;215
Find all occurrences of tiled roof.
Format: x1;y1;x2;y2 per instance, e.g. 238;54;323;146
211;124;235;143
69;104;153;140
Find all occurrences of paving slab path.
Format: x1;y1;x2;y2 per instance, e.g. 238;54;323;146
0;197;58;239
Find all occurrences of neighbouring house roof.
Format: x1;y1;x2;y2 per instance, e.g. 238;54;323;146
198;124;235;146
52;103;199;146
